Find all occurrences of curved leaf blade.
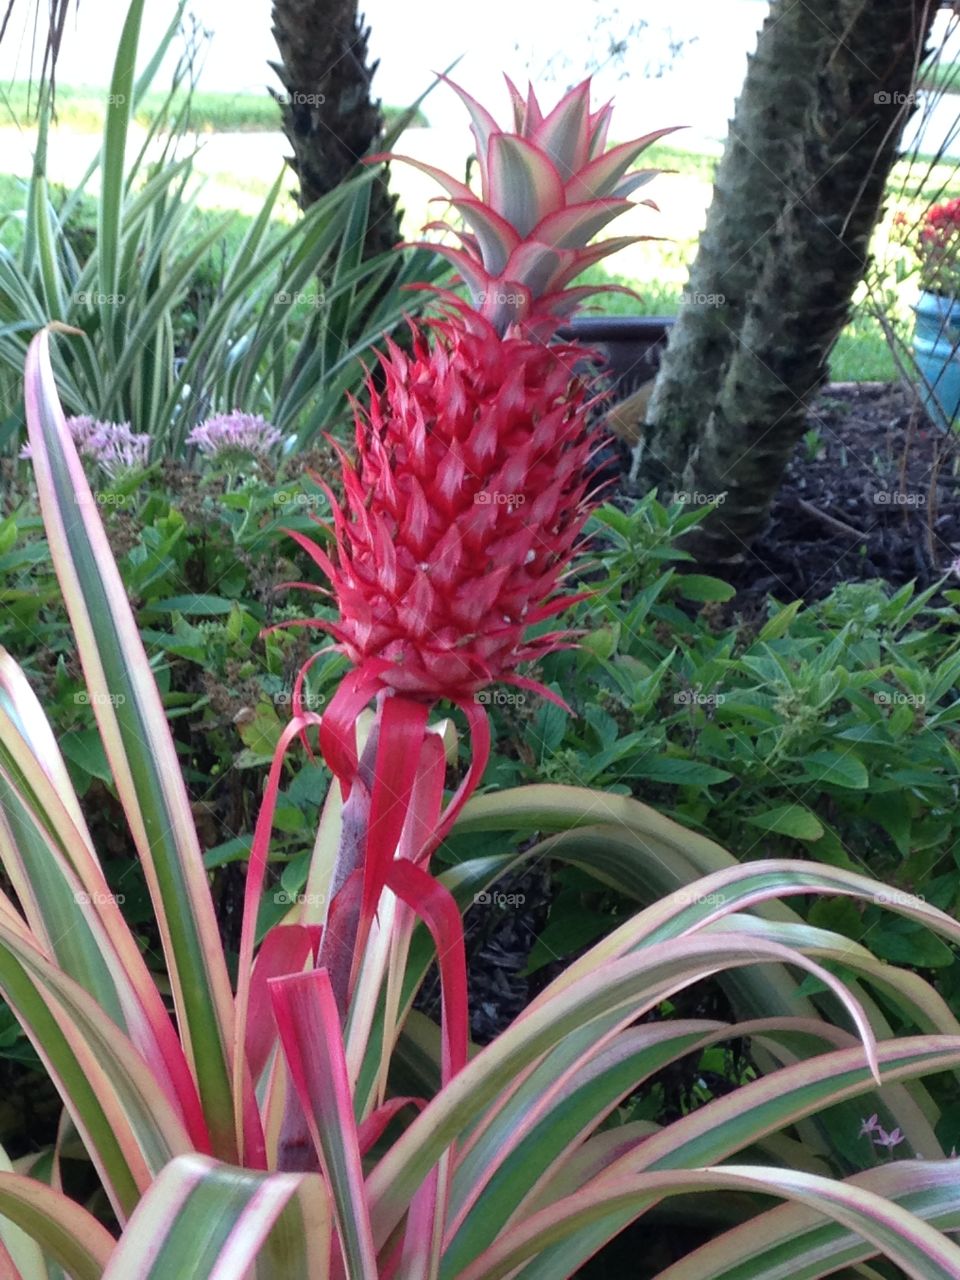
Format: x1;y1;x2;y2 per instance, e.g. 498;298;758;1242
655;1160;960;1280
460;1163;960;1280
0;1171;114;1280
101;1155;330;1280
23;328;239;1160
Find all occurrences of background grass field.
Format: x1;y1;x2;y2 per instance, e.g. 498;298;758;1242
2;88;955;384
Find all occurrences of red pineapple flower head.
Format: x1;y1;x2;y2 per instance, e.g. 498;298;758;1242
302;309;598;700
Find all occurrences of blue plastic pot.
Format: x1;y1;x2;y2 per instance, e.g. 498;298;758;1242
912;289;960;430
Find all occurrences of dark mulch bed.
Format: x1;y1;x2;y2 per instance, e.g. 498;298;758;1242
416;865;552;1045
683;380;960;610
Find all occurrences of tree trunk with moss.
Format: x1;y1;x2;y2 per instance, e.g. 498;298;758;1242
270;0;401;256
640;0;936;564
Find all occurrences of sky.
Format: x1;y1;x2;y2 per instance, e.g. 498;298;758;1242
0;0;772;147
1;1;956;155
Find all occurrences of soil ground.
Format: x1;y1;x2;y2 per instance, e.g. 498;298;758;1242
672;380;960;610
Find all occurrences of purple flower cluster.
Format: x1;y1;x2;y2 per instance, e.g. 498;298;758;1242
186;412;282;460
21;415;151;478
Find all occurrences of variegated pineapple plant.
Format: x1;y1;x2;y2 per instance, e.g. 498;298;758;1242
279;75;679;1040
2;75;960;1280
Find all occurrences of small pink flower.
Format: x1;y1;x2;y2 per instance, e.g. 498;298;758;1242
860;1116;904;1151
873;1126;904;1150
21;415;150;478
858;1114;880;1138
186;412;282;460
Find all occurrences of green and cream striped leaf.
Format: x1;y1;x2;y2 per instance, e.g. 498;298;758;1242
24;328;240;1160
0;663;207;1141
353;831;786;1122
367;932;879;1244
443;1020;727;1272
535;860;959;999
0;1170;115;1280
0;916;194;1219
705;912;960;1037
441;1014;922;1275
272;972;378;1280
453;788;823;1021
655;1160;960;1280
610;1037;960;1184
98;0;144;310
459;1164;960;1280
445;823;958;1155
455;785;742;887
455;794;959;971
0;1143;49;1280
0;649;95;843
101;1155;330;1280
502;1037;960;1280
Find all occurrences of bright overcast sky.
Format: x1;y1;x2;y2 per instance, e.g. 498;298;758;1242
1;1;956;152
0;0;771;144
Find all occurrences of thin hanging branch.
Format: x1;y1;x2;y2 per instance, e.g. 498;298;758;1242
0;0;74;114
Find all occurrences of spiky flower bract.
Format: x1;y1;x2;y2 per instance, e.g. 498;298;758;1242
279;77;673;1026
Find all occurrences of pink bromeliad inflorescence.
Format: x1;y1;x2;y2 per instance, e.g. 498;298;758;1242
274;76;677;1063
294;76;678;713
290;313;596;704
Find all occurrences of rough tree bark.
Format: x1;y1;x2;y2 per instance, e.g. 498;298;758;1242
270;0;401;255
640;0;938;564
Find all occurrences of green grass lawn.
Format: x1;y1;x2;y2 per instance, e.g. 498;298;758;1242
829;315;897;382
917;60;960;95
557;142;901;381
0;83;424;133
0;118;911;385
578;264;897;382
640;141;722;182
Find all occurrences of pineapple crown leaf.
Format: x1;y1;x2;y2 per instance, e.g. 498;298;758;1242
371;74;683;330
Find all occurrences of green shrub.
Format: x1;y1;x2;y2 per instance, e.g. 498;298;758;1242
464;494;960;979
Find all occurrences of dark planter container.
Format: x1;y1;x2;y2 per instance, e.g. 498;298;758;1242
559;314;677;394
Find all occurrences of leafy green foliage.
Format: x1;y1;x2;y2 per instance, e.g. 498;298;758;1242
1;453;341;883
477;494;960;984
16;317;960;1279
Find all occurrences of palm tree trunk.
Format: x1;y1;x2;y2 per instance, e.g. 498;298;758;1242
641;0;937;564
270;0;401;256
